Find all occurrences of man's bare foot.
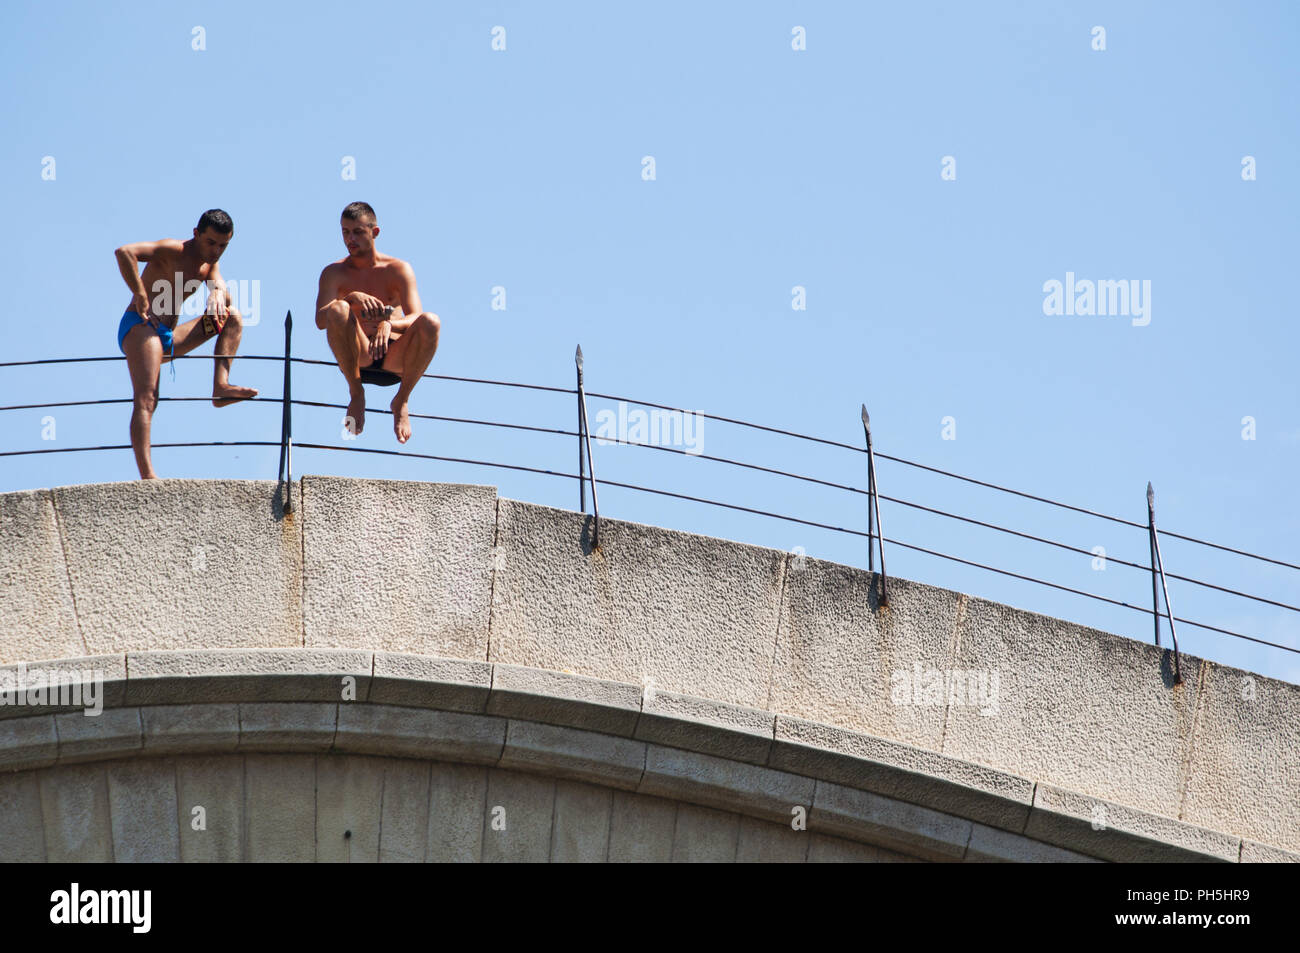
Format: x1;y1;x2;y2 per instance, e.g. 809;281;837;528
345;390;366;436
391;398;411;443
212;383;259;408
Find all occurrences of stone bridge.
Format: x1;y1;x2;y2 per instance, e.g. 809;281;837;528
0;478;1294;862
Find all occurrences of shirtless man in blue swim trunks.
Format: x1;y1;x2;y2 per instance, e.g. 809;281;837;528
114;209;257;479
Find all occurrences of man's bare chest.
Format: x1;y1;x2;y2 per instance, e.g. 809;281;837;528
142;259;214;316
339;272;401;305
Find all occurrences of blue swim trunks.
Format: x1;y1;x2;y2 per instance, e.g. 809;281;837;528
117;310;173;356
118;310;176;381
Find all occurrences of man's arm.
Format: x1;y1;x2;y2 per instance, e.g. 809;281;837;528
315;266;345;329
385;261;423;333
114;239;180;324
207;263;232;319
314;265;387;329
362;261;422;362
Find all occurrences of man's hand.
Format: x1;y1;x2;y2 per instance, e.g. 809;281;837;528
347;291;388;321
203;284;229;336
132;291;157;328
370;317;392;362
206;287;229;319
359;305;399;339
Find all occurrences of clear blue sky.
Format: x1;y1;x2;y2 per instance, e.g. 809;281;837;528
2;1;1297;684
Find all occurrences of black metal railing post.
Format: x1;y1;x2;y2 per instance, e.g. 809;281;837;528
1147;482;1182;683
575;345;600;548
577;346;586;513
1147;483;1160;648
278;310;294;513
863;406;875;573
861;404;888;606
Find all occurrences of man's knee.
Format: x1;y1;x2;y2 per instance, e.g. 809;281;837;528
321;300;351;331
416;312;440;337
212;308;244;339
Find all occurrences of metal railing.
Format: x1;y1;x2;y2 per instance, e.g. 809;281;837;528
2;311;1297;679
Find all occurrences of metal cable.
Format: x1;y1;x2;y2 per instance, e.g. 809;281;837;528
0;397;283;412
0;441;279;458
0;354;577;396
546;431;1300;614
1;435;1292;654
5;392;1296;614
583;389;1300;570
879;535;1297;655
3;353;1294;570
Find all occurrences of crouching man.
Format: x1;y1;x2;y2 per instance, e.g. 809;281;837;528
315;201;441;443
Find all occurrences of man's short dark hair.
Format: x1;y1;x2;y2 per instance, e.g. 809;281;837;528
197;209;234;235
342;201;376;225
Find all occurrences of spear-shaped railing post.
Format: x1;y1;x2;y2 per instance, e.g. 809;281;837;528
864;407;875;573
861;404;888;606
1147;483;1160;648
1147;482;1182;683
278;310;293;513
577;346;586;513
576;345;600;548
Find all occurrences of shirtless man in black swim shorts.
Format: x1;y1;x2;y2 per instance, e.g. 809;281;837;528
113;209;258;479
314;202;441;444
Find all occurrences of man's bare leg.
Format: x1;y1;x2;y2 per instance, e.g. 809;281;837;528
323;301;369;434
168;312;259;407
122;324;163;479
386;312;440;444
211;310;258;407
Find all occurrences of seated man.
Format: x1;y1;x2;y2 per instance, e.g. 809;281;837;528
315;201;441;443
114;208;258;479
